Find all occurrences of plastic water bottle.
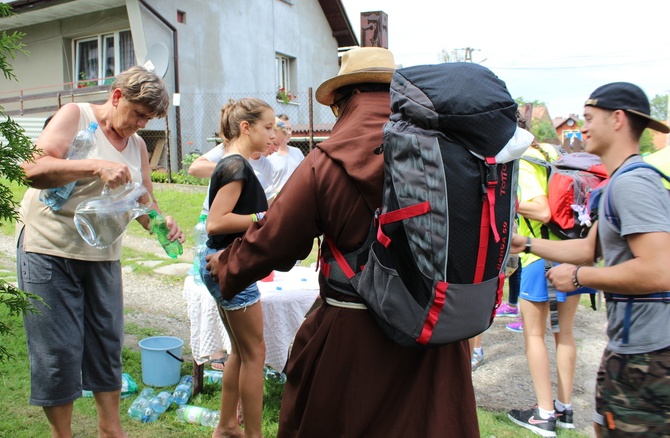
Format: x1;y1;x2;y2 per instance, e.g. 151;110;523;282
263;365;286;384
148;390;173;414
172;375;194;405
176;405;220;427
190;213;208;285
148;209;183;259
128;387;156;421
204;369;223;384
41;121;99;211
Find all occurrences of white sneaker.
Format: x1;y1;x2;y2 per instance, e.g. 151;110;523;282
471;349;484;371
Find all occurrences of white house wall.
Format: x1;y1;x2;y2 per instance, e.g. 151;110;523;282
0;0;344;165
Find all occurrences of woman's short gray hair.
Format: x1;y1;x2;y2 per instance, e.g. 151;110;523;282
110;66;170;118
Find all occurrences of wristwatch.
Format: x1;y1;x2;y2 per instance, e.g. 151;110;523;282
523;237;532;254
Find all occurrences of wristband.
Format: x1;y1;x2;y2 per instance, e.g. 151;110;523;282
250;212;265;223
572;266;583;289
523;237;532;254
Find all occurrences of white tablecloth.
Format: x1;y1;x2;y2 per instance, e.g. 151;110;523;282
183;266;319;371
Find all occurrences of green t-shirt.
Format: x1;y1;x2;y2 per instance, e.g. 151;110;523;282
644;147;670;189
517;144;561;266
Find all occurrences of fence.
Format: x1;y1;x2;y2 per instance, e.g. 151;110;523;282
0;85;337;178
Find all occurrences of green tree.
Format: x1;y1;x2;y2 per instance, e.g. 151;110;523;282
640;129;656;155
0;3;45;363
530;118;559;143
650;94;668;122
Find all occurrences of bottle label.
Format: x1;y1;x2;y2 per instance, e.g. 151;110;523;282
182;406;204;423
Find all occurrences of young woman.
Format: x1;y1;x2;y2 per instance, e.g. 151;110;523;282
199;98;275;438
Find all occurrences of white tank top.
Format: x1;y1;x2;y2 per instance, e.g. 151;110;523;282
19;103;144;261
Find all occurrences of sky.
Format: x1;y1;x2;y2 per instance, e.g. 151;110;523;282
340;0;670;119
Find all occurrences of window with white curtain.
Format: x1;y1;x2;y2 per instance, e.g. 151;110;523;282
74;30;135;87
275;53;293;95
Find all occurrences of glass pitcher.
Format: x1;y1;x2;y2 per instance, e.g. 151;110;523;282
74;182;152;249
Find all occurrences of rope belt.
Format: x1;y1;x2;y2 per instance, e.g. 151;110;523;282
325;297;367;310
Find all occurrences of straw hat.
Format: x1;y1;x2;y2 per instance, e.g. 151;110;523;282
315;47;396;106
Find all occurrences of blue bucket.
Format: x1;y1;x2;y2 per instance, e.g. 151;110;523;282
138;336;184;387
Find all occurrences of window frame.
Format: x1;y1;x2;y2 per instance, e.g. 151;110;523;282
275;53;293;96
73;29;135;87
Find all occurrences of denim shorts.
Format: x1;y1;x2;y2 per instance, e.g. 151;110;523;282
520;259;595;303
200;246;260;311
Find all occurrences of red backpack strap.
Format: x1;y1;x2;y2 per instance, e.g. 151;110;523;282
474;157;500;283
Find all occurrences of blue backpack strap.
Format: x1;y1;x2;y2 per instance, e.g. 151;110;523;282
605;292;670;343
602;161;670;229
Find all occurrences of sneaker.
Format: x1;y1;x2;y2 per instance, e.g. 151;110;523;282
508;407;557;437
554;401;575;429
506;318;524;333
471;349;485;371
496;302;519;318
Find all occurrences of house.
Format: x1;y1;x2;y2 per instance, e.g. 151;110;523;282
0;0;357;170
553;114;583;151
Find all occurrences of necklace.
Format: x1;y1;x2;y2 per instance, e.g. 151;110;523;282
612;153;639;175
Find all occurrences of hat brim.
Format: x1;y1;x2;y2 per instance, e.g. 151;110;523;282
626;109;670;133
315;68;394;106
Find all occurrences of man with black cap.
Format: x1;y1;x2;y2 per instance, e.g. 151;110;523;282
206;47;480;437
510;82;670;436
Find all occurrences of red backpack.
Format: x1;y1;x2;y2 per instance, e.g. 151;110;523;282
522;152;609;240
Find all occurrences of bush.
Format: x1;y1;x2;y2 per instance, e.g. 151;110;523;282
149;153;208;186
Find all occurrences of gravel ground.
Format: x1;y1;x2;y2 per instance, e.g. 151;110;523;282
1;229;607;436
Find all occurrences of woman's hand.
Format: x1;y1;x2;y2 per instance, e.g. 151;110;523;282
94;160;132;189
165;215;185;243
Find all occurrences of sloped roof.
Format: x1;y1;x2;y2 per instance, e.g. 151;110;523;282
319;0;358;47
0;0;359;48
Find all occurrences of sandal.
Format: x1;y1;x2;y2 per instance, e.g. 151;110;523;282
210;357;226;371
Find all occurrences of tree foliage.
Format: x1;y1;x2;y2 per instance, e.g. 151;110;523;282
0;3;45;363
530;118;558;143
650;94;668;122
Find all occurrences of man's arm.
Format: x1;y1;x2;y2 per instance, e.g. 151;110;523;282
511;223;598;266
547;231;670;294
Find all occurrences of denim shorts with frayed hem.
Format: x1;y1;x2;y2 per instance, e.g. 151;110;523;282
200;246;260;311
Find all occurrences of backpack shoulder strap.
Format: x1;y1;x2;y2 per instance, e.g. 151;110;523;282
602;162;670;229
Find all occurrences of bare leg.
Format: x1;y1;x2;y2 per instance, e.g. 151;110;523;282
553;295;579;405
520;299;554;412
93;390;128;438
214;308;245;438
44;403;73;438
224;301;265;438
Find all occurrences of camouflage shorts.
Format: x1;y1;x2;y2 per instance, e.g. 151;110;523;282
595;346;670;437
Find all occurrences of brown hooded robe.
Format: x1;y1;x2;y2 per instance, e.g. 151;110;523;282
213;91;480;437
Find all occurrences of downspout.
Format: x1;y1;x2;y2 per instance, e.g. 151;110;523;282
137;0;182;179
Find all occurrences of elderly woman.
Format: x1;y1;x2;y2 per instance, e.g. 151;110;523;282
17;66;184;438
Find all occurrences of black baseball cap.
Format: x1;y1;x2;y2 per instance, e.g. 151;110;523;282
584;82;669;133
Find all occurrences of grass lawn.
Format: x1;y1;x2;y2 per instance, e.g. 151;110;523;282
0;180;589;437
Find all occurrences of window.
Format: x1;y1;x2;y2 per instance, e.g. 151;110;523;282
74;30;135;87
275;53;294;100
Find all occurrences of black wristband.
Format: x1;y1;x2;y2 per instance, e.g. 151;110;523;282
523;237;532;254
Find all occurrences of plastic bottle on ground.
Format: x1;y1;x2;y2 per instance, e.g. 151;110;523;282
190;213;208;285
175;404;220;427
148;209;183;259
128;387;156;421
41;121;99;210
172;375;194;405
263;365;287;384
148;390;174;414
204;369;223;384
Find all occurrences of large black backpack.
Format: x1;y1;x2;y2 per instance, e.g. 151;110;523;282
323;63;521;347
